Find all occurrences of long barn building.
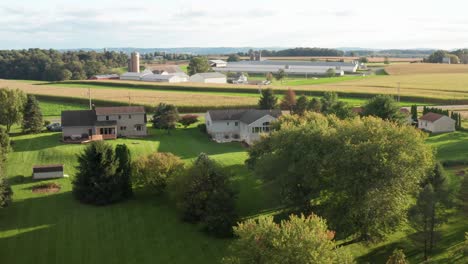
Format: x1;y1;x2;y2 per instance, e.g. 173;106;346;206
212;60;358;75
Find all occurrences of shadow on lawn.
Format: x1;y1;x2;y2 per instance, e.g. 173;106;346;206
11;133;62;152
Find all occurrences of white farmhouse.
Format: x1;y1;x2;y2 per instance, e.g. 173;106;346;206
205;109;282;145
189;72;227;84
418;112;455;133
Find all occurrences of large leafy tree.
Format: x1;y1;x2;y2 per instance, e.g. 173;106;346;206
275;69;286;83
258;88;278;110
247;113;434;241
320;92;354;119
222;214;354;264
362;95;404;123
171;153;237;237
22;94;44;134
73;141;132;205
226;54;240;62
133;152;184;194
187;56;211;75
280;88;296;113
0;88;27;132
0;127;10;164
152;103;180;134
294;95;308;115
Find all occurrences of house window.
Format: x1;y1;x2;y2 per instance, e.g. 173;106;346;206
136;125;142;131
227;122;230;126
129;115;132;119
235;122;239;126
120;126;127;131
118;115;121;120
100;128;103;134
106;116;109;121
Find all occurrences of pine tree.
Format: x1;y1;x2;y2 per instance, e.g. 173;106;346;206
258;88;278;110
115;144;133;198
308;97;322;112
280;88;296;113
294;95;309;115
22;94;43;134
411;105;418;122
0;176;12;208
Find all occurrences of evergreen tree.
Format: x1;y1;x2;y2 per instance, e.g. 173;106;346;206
308;97;322;113
386;249;408;264
411;105;418;122
280;88;296;113
22;94;44;134
73;141;130;205
258;88;278;110
115;144;133;198
152;103;180;134
0;176;12;208
294;95;309;115
0;127;10;164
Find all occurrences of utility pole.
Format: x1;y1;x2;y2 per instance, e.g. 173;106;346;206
88;87;92;109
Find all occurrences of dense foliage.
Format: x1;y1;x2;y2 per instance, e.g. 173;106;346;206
280;88;296;113
152;103;180;133
73;141;133;205
171;153;237;237
425;49;468;64
385;249;408;264
115;144;133;198
0;176;12;208
247;113;434;240
362;95;405;123
222;214;354;264
187;56;211;75
0;49;128;81
133;152;184;194
0;127;10;164
248;47;345;57
0;88;27;132
22;95;44;134
258;88;278;110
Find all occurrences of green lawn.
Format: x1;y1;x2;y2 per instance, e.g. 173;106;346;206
39;101;90;116
248;74;370;86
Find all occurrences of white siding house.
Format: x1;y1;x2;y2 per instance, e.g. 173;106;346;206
189;72;227;84
418;112;455;133
205;109;282;145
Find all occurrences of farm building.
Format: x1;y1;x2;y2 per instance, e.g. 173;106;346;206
120;70;153;81
418;112;455;133
205;109;282;145
209;60;227;68
189;72;227;84
89;74;120;80
213;60;358;75
61;106;147;141
33;164;64;180
141;73;188;83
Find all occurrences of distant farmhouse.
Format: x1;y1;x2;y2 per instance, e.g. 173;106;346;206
418;112;455;133
189;72;227;84
205;109;282;145
212;60;358;76
61;106;147;142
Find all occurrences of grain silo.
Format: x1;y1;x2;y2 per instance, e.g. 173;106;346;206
131;52;140;73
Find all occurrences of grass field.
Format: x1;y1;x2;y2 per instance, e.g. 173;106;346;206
39;101;89;116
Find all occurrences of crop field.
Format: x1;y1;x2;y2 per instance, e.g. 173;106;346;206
385;63;468;75
215;56;423;63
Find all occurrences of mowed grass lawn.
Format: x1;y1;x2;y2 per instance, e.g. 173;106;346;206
0;125;278;264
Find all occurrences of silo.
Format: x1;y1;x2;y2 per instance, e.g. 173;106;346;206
131;52;140;73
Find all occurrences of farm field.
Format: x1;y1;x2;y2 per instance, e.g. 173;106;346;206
0;117;467;264
215;56;423;63
385;63;468;75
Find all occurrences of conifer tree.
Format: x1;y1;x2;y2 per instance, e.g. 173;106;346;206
22;94;43;134
258;88;278;110
115;144;133;198
0;176;12;208
294;95;309;115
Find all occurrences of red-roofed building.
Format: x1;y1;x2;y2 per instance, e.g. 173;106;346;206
418;112;455;133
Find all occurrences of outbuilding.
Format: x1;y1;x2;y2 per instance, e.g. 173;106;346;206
33;164;64;180
418;112;455;133
189;72;227;84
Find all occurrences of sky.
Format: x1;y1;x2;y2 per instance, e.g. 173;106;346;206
0;0;467;50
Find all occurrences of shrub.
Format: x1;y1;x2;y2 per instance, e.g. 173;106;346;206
44;120;51;127
197;123;207;133
133;152;184;194
72;141;132;205
171;153;237;237
0;176;13;208
178;114;199;128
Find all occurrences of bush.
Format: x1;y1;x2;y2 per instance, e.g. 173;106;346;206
0;176;12;208
133;152;184;194
72;141;132;205
171;153;237;237
197;123;207;133
178;114;199;128
44;120;51;127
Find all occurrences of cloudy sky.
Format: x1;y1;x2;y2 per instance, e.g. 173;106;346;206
1;0;467;50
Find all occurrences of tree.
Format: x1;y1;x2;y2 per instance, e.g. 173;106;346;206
362;95;405;123
447;54;460;64
359;57;369;63
178;114;199;128
222;214;354;264
0;127;10;164
22;95;44;134
226;54;240;62
411;105;418;122
247;113;434;241
152;103;179;134
308;97;322;113
427;50;448;63
275;69;286;84
0;88;27;133
115;144;133;198
409;163;451;260
258;88;278;110
171;153;237;237
187;56;211;75
386;249;408;264
72;141;131;205
133;152;184;194
326;68;336;77
294;95;308;115
320;92;354;119
280;88;296;113
0;176;12;208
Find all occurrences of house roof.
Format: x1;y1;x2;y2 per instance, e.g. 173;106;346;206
61;110;96;127
141;74;179;81
208;109;282;124
210;60;227;64
419;112;446;122
95;106;145;115
192;72;226;79
33;164;64;173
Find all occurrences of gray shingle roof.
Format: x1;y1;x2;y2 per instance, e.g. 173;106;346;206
192;72;226;78
61;110;96;127
95;106;145;115
227;60;356;67
208;109;282;124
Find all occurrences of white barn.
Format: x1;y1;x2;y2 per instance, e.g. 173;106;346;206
120;70;153;81
205;109;282;145
418;112;455;133
209;60;227;68
141;73;188;83
189;72;227;84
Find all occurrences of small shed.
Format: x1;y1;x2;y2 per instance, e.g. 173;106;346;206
33;164;64;180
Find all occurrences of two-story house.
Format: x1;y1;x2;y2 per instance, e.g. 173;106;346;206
205;109;282;145
61;106;147;141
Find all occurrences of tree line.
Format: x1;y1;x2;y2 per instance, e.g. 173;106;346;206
0;49;128;81
425;49;468;64
237;47;345;57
